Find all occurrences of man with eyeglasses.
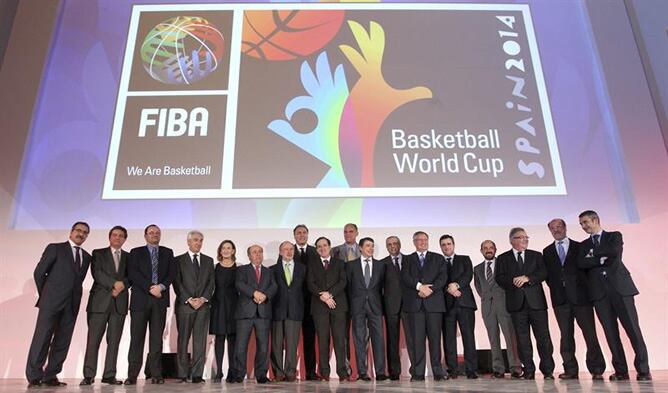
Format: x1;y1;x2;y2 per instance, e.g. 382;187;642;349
496;227;554;380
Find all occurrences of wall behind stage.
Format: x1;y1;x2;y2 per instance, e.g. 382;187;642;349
1;0;667;378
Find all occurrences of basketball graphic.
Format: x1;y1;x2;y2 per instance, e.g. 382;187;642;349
241;10;345;61
140;16;225;85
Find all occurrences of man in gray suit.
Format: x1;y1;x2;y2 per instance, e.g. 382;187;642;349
473;240;522;379
174;230;215;383
81;226;130;386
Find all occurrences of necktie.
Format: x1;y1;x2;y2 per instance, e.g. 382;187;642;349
113;249;120;273
517;251;524;267
193;254;200;276
592;234;600;247
419;253;425;268
323;259;329;270
150;247;158;284
486;261;494;286
393;256;400;270
446;257;452;266
300;247;305;257
284;263;292;285
74;246;81;270
557;241;566;266
364;259;371;287
347;246;355;262
255;264;261;284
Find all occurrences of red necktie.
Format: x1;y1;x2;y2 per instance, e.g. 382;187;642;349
255;265;261;283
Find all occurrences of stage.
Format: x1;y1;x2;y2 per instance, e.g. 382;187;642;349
1;372;664;393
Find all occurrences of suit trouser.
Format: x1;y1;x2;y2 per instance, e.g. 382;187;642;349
271;319;302;378
553;302;605;375
313;312;348;378
351;304;386;376
26;304;78;382
406;311;444;377
386;311;412;377
234;318;271;380
302;296;317;378
443;305;478;374
214;333;236;378
510;302;554;375
83;302;126;379
176;307;210;378
481;303;521;374
593;281;649;374
127;298;167;379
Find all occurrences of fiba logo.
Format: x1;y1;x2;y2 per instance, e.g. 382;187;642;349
140;16;225;85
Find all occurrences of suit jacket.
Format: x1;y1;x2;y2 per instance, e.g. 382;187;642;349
128;245;175;311
577;231;638;301
307;257;348;315
444;254;477;310
401;251;448;313
495;249;548;312
87;247;129;315
332;243;360;262
543;239;590;307
473;259;507;318
346;257;385;316
34;241;91;312
271;260;306;321
235;263;277;320
382;253;407;316
173;252;215;314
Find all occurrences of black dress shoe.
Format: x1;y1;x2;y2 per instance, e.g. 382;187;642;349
376;374;388;381
523;373;535;380
101;377;123;385
124;378;137;385
544;374;554;380
609;373;630;381
448;372;458;379
257;377;270;384
467;373;479;379
410;376;425;381
592;373;604;380
433;375;446;381
511;371;523;379
492;372;505;379
637;373;652;381
306;374;319;381
192;377;205;383
558;373;578;380
178;378;188;383
27;380;41;388
43;378;67;386
357;374;371;381
80;377;94;386
151;377;165;384
389;374;400;381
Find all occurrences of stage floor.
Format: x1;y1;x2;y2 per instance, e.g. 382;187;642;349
1;372;664;393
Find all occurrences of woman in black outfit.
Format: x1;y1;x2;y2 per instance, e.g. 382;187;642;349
209;240;238;383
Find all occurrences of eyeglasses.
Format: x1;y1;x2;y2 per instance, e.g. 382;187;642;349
512;236;529;240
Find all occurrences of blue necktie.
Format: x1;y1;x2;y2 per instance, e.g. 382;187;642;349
419;253;425;268
592;234;600;248
150;247;158;284
557;241;566;266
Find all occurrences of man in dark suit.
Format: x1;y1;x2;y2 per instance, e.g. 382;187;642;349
496;227;554;380
233;245;277;384
401;231;448;381
381;236;411;380
174;230;214;383
125;224;175;385
474;240;522;379
577;210;651;381
26;222;92;387
543;218;605;380
440;235;478;379
291;224;318;380
346;237;387;381
307;237;350;381
81;226;129;386
271;241;305;382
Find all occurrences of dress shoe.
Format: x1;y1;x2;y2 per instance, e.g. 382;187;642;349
410;376;425;381
151;377;165;384
192;377;205;383
492;372;505;379
389;374;400;381
523;373;535;380
286;375;297;382
213;377;222;383
376;374;389;381
637;373;652;381
558;373;578;380
225;377;237;384
339;375;351;382
592;374;604;380
305;374;319;381
544;374;554;380
357;374;371;381
178;378;188;383
274;375;286;382
124;378;137;385
318;375;330;382
80;377;94;386
257;376;270;384
101;377;123;385
609;373;630;381
433;375;446;381
43;378;67;387
27;380;41;388
448;372;458;379
510;371;523;379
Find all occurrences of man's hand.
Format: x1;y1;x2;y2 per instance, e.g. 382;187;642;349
112;281;125;298
325;298;337;309
149;285;162;298
253;291;267;304
418;284;433;298
513;275;529;288
319;291;332;303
